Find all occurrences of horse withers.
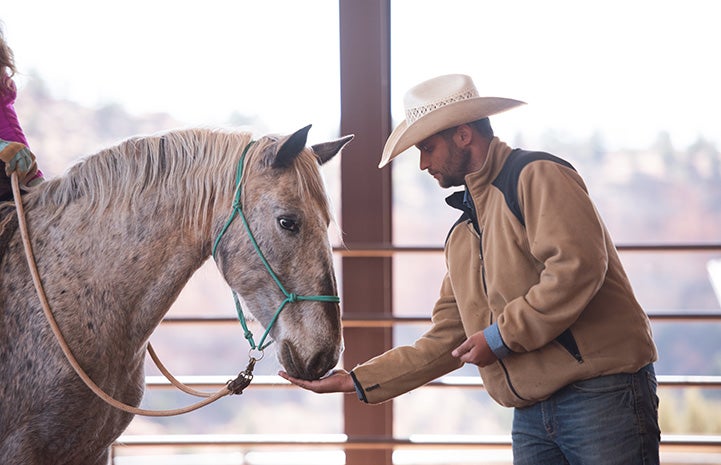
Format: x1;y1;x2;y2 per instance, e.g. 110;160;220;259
0;125;351;465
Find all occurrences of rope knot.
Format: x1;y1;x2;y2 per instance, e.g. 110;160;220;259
287;293;298;303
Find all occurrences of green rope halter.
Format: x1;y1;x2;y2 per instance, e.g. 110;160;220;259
212;141;340;351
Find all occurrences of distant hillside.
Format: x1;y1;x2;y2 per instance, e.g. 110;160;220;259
16;75;184;177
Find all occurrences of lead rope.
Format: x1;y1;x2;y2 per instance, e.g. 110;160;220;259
11;170;256;417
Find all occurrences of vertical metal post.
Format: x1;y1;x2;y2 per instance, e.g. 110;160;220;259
339;0;393;464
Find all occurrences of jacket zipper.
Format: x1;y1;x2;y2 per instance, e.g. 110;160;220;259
478;230;488;295
478;227;527;400
468;195;527;401
555;329;584;363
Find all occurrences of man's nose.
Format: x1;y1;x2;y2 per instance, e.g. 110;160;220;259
419;152;430;171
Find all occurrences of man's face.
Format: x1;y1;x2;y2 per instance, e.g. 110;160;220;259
416;131;471;188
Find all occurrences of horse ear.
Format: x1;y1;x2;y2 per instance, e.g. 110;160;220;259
272;124;312;168
311;134;354;165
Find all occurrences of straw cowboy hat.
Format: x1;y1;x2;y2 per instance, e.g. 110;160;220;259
379;74;526;168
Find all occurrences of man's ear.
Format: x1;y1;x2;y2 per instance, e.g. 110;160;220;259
453;124;474;147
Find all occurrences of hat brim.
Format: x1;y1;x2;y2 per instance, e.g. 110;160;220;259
379;96;526;168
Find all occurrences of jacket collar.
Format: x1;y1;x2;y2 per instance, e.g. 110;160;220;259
464;137;513;192
445;136;513;214
445;189;478;237
446;190;465;209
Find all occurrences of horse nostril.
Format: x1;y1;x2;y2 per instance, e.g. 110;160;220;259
280;341;301;378
306;348;339;380
279;340;338;381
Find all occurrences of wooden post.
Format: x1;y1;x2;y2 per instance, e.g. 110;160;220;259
339;0;394;464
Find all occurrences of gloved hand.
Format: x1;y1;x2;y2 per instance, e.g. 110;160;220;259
0;140;37;179
1;140;39;188
7;146;35;174
0;140;36;175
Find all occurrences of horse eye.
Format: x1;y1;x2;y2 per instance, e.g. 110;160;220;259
278;217;299;233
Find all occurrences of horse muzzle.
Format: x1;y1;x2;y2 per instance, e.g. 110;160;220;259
278;339;341;380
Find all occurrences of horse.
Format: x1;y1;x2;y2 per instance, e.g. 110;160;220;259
0;124;352;465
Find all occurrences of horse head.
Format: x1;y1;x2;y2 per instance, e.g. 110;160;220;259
212;125;352;380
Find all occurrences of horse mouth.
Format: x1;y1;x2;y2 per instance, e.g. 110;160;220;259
279;340;338;381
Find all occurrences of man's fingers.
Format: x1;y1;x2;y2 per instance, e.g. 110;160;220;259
278;371;303;385
452;341;471;358
278;370;337;393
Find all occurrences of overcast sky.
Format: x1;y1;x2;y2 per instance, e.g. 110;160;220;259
3;0;720;150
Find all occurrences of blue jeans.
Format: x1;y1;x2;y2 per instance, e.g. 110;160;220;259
512;364;660;465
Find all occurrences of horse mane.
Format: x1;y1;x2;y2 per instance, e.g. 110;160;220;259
23;127;332;230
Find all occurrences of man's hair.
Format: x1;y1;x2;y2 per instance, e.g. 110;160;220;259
439;117;494;141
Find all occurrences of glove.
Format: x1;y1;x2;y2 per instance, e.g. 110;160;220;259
1;141;36;175
1;140;39;186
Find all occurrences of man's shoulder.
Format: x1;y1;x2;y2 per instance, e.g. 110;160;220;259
492;149;576;226
496;149;575;182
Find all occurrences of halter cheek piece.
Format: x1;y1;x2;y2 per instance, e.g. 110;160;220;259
212;141;340;352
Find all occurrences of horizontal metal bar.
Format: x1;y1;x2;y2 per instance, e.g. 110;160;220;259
142;375;721;390
112;434;512;452
113;433;721;449
158;310;721;327
616;244;721;252
429;375;721;389
156;315;435;326
333;243;721;257
645;310;721;321
334;311;721;325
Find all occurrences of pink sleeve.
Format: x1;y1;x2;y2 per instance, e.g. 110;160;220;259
0;79;30;146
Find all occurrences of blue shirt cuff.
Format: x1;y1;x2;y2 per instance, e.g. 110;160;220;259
484;323;512;359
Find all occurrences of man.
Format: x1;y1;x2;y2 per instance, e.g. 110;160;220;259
280;74;660;464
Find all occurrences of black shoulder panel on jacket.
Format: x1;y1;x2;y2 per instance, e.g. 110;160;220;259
445;190;472;245
446;212;470;245
491;149;576;227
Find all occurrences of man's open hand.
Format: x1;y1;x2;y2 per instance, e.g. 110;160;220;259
278;368;355;394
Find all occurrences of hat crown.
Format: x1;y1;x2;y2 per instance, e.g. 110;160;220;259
403;74;480;124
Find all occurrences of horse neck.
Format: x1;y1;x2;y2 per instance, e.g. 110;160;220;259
24;184;222;347
23;129;248;343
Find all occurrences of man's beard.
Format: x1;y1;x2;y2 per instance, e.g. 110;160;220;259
438;144;472;188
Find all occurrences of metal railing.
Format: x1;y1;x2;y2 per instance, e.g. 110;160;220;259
112;242;721;463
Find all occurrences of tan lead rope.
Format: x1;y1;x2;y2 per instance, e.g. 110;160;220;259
146;342;215;398
10;173;254;416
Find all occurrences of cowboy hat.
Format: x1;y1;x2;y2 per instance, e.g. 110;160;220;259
379;74;525;168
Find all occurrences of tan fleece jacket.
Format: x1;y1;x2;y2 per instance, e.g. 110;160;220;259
351;137;657;408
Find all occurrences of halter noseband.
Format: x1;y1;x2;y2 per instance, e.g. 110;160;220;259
212;141;340;352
